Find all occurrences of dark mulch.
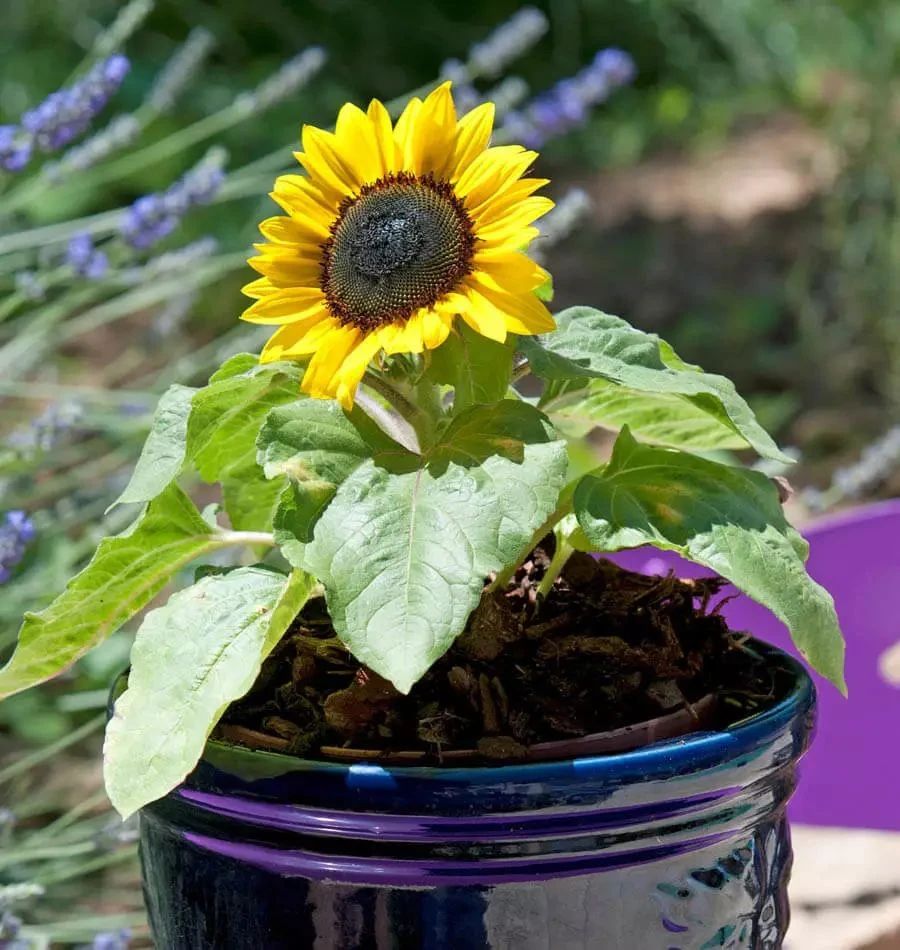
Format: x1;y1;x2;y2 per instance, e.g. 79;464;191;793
217;545;777;763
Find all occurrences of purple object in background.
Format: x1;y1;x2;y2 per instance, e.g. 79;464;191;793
611;499;900;831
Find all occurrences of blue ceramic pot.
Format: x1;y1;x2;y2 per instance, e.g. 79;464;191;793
136;641;814;949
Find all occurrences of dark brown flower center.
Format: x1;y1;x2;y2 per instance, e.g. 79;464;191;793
321;172;475;331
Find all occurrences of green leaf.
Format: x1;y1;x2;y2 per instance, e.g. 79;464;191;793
109;357;302;530
104;567;315;817
188;362;302;530
542;376;750;451
114;384;197;508
273;481;335;569
259;400;410;567
257;400;396;484
304;401;568;692
430;399;553;468
208;352;261;382
0;485;230;700
427;321;515;412
222;461;286;533
573;428;846;691
521;307;790;462
535;273;554;302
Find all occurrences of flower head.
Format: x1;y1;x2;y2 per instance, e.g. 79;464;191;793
243;82;555;409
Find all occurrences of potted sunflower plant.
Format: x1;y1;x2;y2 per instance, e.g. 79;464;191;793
1;84;844;949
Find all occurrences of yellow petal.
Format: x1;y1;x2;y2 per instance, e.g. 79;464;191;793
297;125;361;200
334;102;386;185
242;289;328;325
465;278;555;336
383;311;428;354
468;177;550;225
393;96;423;168
473;251;549;294
260;318;332;363
301;325;362;399
448;102;495;182
367;98;400;175
434;291;471;317
476;196;555;243
331;330;388;409
272;174;339;226
458;287;509;343
277;316;347;358
259;214;329;245
421;308;453;349
242;276;277;299
478;225;541;252
247;255;321;287
455;146;537;210
407;81;458;176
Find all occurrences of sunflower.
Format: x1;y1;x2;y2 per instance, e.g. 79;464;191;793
241;81;555;409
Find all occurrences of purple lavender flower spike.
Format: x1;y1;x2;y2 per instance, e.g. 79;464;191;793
594;47;638;85
0;125;31;172
0;510;36;584
121;149;226;251
22;54;130;156
90;929;132;950
500;46;636;148
66;232;108;280
66;233;94;269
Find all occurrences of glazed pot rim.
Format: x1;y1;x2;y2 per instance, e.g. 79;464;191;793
171;638;813;786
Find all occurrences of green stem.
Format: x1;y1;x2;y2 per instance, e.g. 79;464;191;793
488;488;576;593
216;529;276;547
1;109;241;217
0;841;97;869
362;371;437;451
0;209;121;257
24;789;109;845
55;252;246;345
31;845;136;887
0;284;107;379
20;912;147;943
0;380;156;404
536;534;574;600
511;354;531;383
353;391;417;452
0;713;104;786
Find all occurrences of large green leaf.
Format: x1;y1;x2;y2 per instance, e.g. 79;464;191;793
259;400;410;567
104;567;315;818
112;355;302;530
573;428;846;690
222;461;286;533
304;401;568;692
542;376;750;451
427;321;515;412
0;485;229;699
189;359;300;485
521;307;790;462
114;384;197;507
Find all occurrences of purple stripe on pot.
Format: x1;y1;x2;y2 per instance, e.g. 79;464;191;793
182;827;737;886
177;786;738;843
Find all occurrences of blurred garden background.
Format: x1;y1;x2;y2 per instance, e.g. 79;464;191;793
0;0;897;945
